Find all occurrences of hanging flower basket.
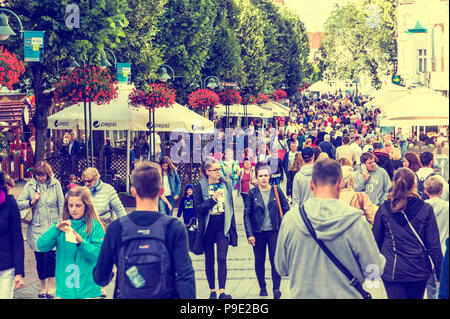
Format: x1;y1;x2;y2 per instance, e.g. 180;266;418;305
218;89;242;106
128;83;176;111
54;66;118;106
272;89;287;101
0;46;25;90
241;94;256;106
188;88;219;110
256;93;269;105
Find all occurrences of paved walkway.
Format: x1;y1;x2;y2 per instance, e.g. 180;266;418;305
11;179;388;299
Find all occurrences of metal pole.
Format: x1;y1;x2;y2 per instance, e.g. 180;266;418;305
152;109;156;162
89;101;94;167
84;101;88;167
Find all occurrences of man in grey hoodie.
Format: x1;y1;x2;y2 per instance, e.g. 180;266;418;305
275;159;385;299
292;147;314;207
354;152;391;206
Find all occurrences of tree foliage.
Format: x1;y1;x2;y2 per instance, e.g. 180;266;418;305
319;0;397;87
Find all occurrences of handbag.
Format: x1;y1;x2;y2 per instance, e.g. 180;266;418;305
187;217;204;256
273;185;284;217
299;205;372;299
21;186;38;224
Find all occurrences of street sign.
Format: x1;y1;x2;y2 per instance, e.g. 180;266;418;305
23;31;44;62
117;62;131;83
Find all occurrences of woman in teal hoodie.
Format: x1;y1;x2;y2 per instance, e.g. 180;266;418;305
37;187;105;299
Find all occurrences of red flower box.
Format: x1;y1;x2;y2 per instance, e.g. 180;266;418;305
272;89;287;101
256;93;269;105
54;66;118;106
128;83;176;110
188;88;219;109
241;94;256;106
218;89;242;106
0;46;25;90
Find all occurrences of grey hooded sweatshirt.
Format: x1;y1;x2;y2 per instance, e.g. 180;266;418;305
425;197;449;253
275;198;386;299
354;164;391;206
292;164;314;207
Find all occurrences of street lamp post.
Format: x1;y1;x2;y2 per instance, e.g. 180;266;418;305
0;8;24;41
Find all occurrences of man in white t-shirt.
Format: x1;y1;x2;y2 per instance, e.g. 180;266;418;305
350;136;363;165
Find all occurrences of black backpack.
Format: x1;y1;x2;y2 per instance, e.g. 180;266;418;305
117;214;175;299
417;172;437;200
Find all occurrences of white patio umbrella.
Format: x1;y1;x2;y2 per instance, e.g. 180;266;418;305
214;104;273;118
365;83;411;110
380;87;449;127
259;101;290;117
308;80;331;92
48;84;214;191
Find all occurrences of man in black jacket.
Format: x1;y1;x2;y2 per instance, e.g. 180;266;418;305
243;162;290;299
93;162;195;299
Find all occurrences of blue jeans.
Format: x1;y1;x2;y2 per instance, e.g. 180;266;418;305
269;177;281;186
161;195;175;216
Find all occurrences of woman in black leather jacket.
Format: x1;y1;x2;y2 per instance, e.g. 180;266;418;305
243;162;290;299
372;167;443;299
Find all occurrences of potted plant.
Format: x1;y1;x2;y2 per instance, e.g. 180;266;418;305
0;46;25;90
272;89;287;101
188;88;219;118
128;83;176;110
53;65;118;106
256;93;269;105
218;89;242;106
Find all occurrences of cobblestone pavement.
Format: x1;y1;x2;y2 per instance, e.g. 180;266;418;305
11;179;388;299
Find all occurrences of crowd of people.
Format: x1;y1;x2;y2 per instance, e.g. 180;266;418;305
0;91;449;300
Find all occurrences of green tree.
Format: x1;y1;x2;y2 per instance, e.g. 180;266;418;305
117;0;167;89
234;0;268;96
202;0;244;84
319;1;397;88
156;0;218;104
4;0;129;162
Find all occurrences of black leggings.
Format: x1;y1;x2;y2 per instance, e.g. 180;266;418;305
203;214;229;290
383;279;428;299
286;171;296;197
252;231;281;290
34;251;56;280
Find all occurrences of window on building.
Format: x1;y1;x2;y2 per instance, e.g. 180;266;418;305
418;49;427;72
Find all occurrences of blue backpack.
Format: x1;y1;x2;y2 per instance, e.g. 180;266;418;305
117;214;175;299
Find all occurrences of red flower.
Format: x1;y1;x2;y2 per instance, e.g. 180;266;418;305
256;93;269;105
188;89;219;109
0;46;25;90
218;89;242;106
272;89;287;101
128;84;176;109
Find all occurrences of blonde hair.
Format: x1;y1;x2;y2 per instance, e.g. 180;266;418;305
315;152;329;162
424;176;444;196
341;165;354;189
62;186;104;236
390;147;402;161
82;167;100;182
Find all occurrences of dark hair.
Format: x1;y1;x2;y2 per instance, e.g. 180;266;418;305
360;152;375;164
201;156;219;177
338;157;352;167
342;135;350;145
255;161;271;177
131;162;162;199
313;146;322;162
0;172;7;194
373;142;382;150
312;159;342;187
420;151;434;167
159;156;177;174
389;167;420;213
404;152;422;173
33;161;53;181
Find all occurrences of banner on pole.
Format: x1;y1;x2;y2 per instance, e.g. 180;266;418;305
117;63;131;83
24;31;44;62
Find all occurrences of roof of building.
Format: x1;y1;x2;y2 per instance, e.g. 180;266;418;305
308;32;323;49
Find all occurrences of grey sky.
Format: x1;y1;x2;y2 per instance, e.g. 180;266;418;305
284;0;355;32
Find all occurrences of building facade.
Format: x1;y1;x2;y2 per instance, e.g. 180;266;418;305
397;0;449;96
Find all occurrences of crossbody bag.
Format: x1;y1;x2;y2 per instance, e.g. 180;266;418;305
299;205;372;299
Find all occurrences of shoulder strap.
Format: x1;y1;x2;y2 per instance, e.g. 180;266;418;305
401;211;434;269
299;205;371;299
273;186;283;217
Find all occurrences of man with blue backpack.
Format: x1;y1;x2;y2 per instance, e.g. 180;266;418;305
93;162;196;299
